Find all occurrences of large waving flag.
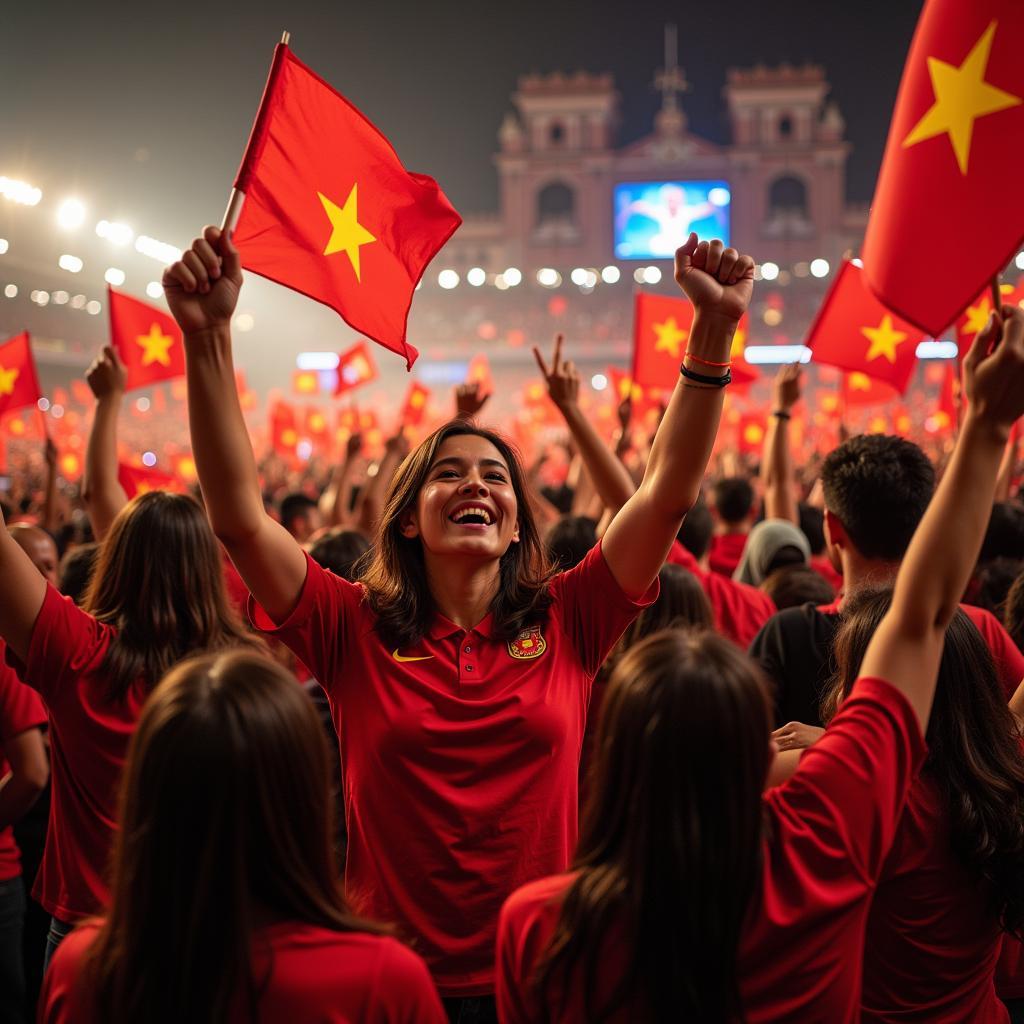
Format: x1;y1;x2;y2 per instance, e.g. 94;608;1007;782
108;287;185;391
862;2;1024;335
805;261;924;393
232;42;462;368
0;333;42;420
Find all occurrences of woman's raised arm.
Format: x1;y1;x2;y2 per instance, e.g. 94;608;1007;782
165;226;307;623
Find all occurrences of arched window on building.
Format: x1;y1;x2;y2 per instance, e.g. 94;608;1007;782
777;114;793;140
536;182;576;226
549;121;566;145
768;175;808;217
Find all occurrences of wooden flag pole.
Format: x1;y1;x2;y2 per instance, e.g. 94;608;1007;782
991;273;1003;319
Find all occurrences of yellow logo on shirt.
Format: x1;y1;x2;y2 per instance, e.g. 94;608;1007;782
507;626;546;660
392;649;434;663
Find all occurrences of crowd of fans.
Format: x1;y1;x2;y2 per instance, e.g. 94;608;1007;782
2;229;1024;1023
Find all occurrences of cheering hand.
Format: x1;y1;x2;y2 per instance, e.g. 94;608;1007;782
532;334;580;412
774;363;803;411
86;345;127;399
965;307;1024;438
455;381;490;419
674;233;754;323
163;226;243;336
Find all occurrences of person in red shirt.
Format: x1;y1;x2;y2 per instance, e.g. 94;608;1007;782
708;477;756;577
169;227;752;1014
0;491;261;968
39;651;445;1024
0;655;47;1023
495;307;1024;1021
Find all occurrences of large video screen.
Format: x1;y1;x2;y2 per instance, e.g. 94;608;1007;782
613;180;731;260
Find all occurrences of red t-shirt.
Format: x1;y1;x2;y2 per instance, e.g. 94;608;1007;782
251;542;655;997
40;919;446;1023
0;646;47;881
997;936;1024;1000
667;541;776;648
810;554;844;593
496;677;926;1023
5;586;149;921
861;773;1007;1022
708;532;748;578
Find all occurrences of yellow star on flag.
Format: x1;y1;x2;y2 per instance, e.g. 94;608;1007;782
653;317;688;359
861;314;908;364
0;364;19;396
730;324;747;359
849;372;872;391
318;184;377;281
136;324;175;367
410;390;426;408
962;296;992;339
902;21;1022;175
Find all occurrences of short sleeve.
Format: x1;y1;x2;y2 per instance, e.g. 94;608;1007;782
748;614;788;719
247;553;363;692
0;656;46;739
372;938;447;1024
964;604;1024;700
38;923;99;1024
496;887;551;1024
549;541;658;678
4;585;112;705
767;677;927;884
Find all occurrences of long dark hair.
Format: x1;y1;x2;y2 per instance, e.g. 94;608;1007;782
84;491;261;700
361;421;554;649
826;588;1024;935
83;652;383;1023
534;629;772;1022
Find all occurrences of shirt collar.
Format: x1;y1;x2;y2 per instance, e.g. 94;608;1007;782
428;612;495;640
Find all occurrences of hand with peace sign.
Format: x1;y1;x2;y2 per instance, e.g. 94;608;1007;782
532;333;580;413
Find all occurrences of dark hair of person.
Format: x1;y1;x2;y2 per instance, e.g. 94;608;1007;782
980;502;1024;565
59;541;100;606
797;503;826;556
825;589;1024;936
279;492;318;532
83;492;262;701
974;557;1024;618
82;652;382;1024
0;498;11;522
1004;566;1024;653
761;563;835;610
361;421;554;650
616;566;713;657
545;515;598;573
820;435;935;561
534;630;772;1022
309;528;371;583
677;493;713;559
713;477;755;526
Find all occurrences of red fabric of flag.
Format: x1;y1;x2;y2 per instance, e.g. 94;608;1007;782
0;333;42;420
806;262;924;393
270;400;298;457
117;462;186;498
400;381;431;427
292;370;320;396
953;281;1023;357
632;292;694;390
466;354;494;399
862;0;1024;334
842;372;901;408
108;288;185;391
233;44;462;369
334;340;378;397
738;414;766;455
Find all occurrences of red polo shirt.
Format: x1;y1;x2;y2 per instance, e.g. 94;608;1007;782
251;541;655;997
667;541;775;648
708;532;748;578
41;920;447;1023
5;586;148;921
0;647;47;881
497;677;925;1023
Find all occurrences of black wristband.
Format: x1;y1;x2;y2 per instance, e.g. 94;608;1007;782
771;410;792;420
680;364;731;388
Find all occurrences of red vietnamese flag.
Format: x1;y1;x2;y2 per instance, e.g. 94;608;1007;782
935;360;961;430
0;333;42;419
806;262;924;393
466;354;494;399
842;372;901;407
400;381;431;427
292;370;320;396
108;288;184;391
863;2;1024;335
117;462;186;498
738;414;766;455
727;314;759;389
334;340;378;397
632;292;694;389
953;281;1022;357
270;400;299;457
232;43;462;368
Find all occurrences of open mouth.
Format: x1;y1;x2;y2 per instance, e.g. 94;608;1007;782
449;505;494;527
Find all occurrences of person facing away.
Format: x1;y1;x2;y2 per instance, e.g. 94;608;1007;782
749;433;1024;727
166;225;753;1007
494;306;1024;1022
0;491;262;966
707;476;756;578
39;651;446;1024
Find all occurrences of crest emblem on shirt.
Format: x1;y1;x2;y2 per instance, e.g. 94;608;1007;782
507;626;546;660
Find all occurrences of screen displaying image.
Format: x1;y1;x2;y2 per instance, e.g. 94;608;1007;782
613;180;731;260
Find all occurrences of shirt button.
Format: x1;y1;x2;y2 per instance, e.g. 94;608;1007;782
464;645;472;654
465;665;474;672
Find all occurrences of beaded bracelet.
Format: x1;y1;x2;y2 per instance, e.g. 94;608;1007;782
771;410;792;420
680;364;731;388
684;351;732;369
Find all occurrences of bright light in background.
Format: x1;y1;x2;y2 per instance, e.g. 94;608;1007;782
58;254;83;273
234;313;255;332
56;198;87;230
142;450;157;465
763;308;782;326
536;268;560;287
52;290;69;305
297;352;340;370
570;268;588;286
146;281;162;299
0;177;42;206
466;267;486;287
135;235;182;263
708;186;731;205
760;262;779;281
810;258;830;278
31;290;50;306
916;340;958;359
633;268;647;284
601;265;621;284
104;267;126;286
96;220;134;245
37;398;50;412
136;397;151;413
51;404;65;418
744;345;812;365
438;269;460;289
0;239;8;255
3;284;16;299
643;266;662;284
851;257;864;268
296;439;314;461
70;294;85;309
494;275;510;291
591;373;608;391
502;267;522;287
86;300;101;315
1016;252;1024;271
